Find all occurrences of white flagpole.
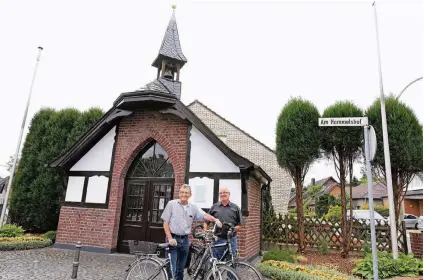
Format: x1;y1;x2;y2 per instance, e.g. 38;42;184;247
372;2;398;259
0;46;44;227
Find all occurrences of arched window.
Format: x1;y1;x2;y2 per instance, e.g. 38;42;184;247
127;141;174;178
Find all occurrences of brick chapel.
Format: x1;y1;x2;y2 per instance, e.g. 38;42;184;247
50;8;272;260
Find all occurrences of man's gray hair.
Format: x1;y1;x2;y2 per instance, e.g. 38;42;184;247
180;184;192;194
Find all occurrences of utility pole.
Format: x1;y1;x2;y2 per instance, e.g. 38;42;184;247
0;47;44;227
372;2;398;258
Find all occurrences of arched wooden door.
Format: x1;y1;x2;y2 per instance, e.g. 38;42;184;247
118;141;174;253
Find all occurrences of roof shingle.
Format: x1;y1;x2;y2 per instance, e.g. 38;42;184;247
152;9;187;68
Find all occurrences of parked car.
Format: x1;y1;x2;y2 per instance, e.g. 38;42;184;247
418;216;423;232
403;214;420;229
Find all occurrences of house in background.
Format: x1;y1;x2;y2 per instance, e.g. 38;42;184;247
350;182;387;209
188;100;292;215
383;189;423;216
288;176;340;211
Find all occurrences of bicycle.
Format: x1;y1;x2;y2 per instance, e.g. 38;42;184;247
124;223;241;280
189;222;263;280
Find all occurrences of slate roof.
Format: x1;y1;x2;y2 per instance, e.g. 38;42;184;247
315;176;337;186
380;188;423;199
139;78;182;99
403;189;423;199
351;182;387;199
152;9;187;68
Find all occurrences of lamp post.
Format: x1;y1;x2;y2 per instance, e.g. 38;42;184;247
396;77;423;100
372;2;398;259
0;47;43;227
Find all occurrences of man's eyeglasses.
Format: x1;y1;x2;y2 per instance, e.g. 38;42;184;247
219;192;229;195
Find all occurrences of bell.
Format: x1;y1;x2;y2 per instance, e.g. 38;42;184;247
163;64;174;80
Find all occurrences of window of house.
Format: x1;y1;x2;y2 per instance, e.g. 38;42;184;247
64;175;110;208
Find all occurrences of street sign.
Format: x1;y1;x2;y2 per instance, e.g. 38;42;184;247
369;126;377;161
319;117;368;127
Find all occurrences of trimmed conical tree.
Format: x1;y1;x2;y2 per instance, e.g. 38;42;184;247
366;96;422;225
276;97;321;253
321;101;363;258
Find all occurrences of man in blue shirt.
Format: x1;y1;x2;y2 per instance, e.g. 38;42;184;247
161;184;221;280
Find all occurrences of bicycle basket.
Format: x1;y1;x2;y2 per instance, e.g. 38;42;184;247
127;240;159;254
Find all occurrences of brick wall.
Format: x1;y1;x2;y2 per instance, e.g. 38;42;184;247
410;232;423;259
56;111;188;249
237;178;261;259
329;186;341;197
56;207;114;247
188;101;292;215
404;199;422;216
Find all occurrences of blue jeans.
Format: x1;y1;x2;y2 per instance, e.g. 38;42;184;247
166;235;189;280
213;236;237;261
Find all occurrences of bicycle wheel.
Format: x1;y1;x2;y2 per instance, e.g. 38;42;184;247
125;258;168;280
226;261;263;280
205;264;241;280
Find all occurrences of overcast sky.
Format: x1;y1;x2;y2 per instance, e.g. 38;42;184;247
0;0;422;188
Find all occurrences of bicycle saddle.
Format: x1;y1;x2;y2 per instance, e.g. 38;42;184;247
157;243;169;249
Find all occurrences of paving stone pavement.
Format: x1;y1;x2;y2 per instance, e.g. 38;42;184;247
0;248;267;280
0;247;135;280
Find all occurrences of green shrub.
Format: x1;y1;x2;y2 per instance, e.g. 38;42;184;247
263;250;296;263
258;260;355;280
353;252;423;279
318;239;329;255
0;224;25;237
0;236;52;251
43;230;56;241
324;205;341;220
360;204;390;218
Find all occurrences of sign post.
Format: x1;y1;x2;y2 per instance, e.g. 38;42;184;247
319;117;379;280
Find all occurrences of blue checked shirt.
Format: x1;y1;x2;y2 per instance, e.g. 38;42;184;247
161;199;206;235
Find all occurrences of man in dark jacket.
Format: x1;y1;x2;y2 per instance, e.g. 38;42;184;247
205;187;243;260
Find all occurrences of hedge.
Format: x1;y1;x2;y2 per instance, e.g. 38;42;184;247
258;260;356;280
0;236;52;251
9;107;104;232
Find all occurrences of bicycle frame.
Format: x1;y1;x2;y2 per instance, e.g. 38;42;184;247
133;251;173;280
130;224;229;280
154;224;221;280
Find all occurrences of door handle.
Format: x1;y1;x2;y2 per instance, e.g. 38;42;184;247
148;211;150;221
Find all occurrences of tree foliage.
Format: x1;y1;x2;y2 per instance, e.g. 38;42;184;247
306;185;322;197
366;96;423;224
263;186;275;217
350;176;360;187
360;204;390;218
315;194;336;217
321;101;363;258
276;97;321;252
8;107;104;232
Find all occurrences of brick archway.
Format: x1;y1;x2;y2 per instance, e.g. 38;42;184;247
108;111;188;249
